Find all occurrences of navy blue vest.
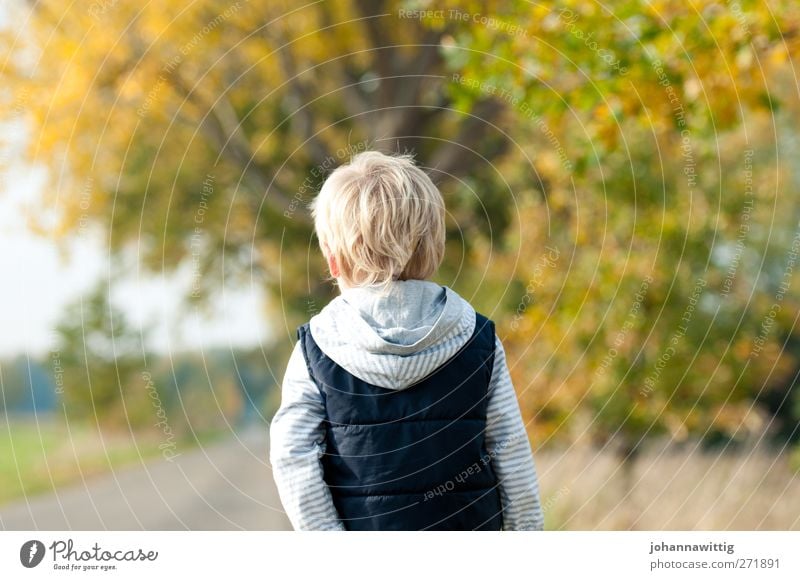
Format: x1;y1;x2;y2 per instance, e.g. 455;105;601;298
297;312;503;531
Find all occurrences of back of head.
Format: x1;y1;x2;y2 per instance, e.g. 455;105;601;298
310;150;446;288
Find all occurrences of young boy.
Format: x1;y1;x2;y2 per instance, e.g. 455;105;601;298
269;151;544;531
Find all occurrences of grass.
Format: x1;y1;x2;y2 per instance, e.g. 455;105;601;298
0;415;220;506
536;440;800;530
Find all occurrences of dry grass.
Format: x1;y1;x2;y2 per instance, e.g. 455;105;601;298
535;441;800;530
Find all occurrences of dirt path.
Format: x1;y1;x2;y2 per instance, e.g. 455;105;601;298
0;427;292;530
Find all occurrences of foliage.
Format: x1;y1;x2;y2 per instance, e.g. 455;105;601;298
432;0;800;454
2;0;800;457
1;0;510;324
53;280;151;427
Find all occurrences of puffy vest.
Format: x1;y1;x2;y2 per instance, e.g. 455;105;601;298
297;312;503;530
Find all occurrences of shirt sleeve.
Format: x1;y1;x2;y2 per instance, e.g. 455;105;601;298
484;335;545;530
269;341;345;530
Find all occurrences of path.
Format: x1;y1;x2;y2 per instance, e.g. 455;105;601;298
0;427;292;530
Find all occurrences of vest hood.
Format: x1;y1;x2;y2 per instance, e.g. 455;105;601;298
308;279;477;390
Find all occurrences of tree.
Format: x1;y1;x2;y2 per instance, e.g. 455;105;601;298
433;0;800;490
1;0;513;325
3;0;800;483
54;280;151;428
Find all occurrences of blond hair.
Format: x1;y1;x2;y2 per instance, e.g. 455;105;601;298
310;151;446;288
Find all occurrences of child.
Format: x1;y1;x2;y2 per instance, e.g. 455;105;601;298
269;151;544;530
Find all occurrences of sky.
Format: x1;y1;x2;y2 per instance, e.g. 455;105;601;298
0;151;269;358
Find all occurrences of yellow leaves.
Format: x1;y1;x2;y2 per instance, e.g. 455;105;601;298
664;413;689;441
3;0;798;452
531;4;550;21
768;43;789;67
709;402;766;437
594;98;618;122
116;72;148;105
56;63;95;107
137;7;180;45
591;103;621;150
735;46;753;70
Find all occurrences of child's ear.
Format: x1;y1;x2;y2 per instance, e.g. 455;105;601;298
327;253;340;278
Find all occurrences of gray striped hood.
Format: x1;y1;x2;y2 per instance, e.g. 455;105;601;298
308;279;477;390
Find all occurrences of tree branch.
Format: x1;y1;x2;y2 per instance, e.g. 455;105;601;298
353;0;400;108
268;27;333;167
166;73;296;217
429;98;509;179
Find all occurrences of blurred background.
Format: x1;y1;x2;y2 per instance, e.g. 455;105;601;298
0;0;799;530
